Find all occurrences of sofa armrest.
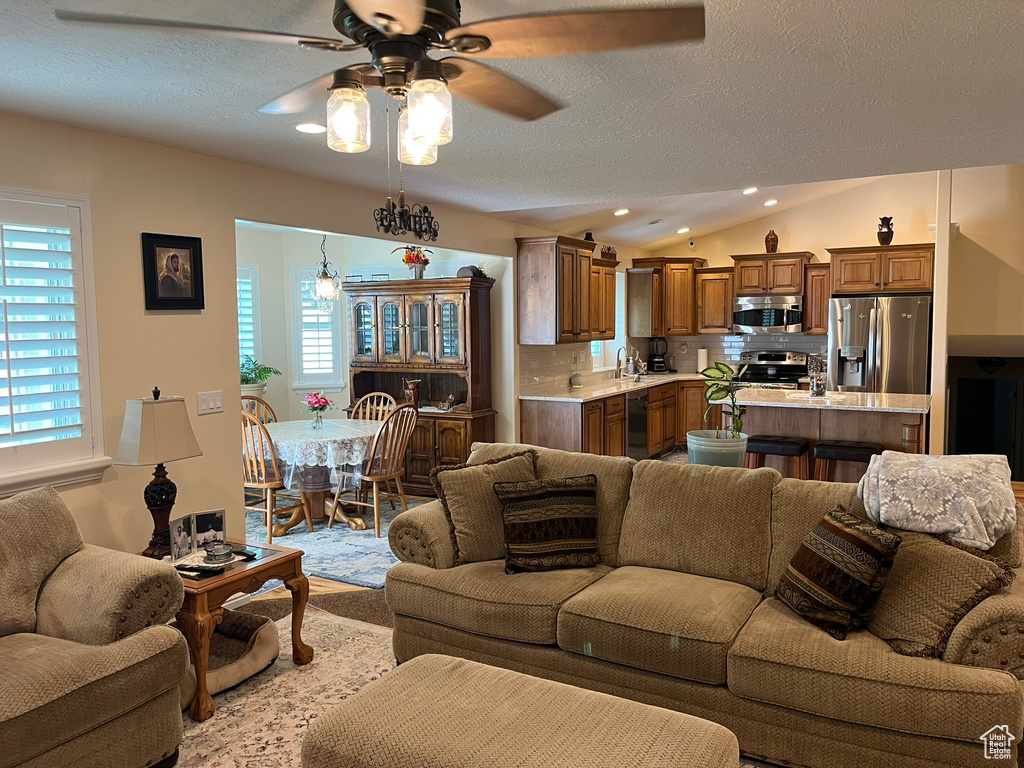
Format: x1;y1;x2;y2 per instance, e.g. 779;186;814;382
944;569;1024;678
35;544;185;645
388;500;455;569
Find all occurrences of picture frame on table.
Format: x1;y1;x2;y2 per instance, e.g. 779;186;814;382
141;232;205;310
194;509;226;548
170;514;194;562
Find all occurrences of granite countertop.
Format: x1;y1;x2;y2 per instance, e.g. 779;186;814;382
735;388;931;414
519;372;708;403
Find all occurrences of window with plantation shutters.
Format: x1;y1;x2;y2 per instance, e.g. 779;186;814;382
290;266;343;387
0;190;107;492
236;264;261;361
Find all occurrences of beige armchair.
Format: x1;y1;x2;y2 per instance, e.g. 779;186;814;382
0;487;189;768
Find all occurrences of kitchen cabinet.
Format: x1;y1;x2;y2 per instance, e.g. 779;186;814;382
678;380;722;441
827;244;934;294
587;256;619;340
648;383;677;456
696;267;734;334
804;264;831;336
516;235;597;345
582;400;604;455
731;253;814;296
628;257;706;337
603;394;626;457
521;393;626;456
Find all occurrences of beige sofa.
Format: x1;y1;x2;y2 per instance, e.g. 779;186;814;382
386;443;1024;768
0;487;189;768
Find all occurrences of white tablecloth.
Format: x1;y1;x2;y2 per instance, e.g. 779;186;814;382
265;419;382;492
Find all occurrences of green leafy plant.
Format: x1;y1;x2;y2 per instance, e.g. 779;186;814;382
701;361;748;439
240;355;282;385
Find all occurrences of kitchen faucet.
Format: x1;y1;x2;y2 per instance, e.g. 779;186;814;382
615;347;627;379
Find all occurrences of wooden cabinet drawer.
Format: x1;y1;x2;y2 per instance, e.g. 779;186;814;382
650;383;676;403
604;394;625;416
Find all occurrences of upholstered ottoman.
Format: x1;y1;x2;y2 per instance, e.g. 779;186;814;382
302;654;739;768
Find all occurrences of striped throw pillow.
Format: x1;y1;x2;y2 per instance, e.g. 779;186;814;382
492;475;601;575
776;506;902;640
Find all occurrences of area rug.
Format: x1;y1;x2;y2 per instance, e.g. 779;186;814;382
244;500;423;589
243;587;393;628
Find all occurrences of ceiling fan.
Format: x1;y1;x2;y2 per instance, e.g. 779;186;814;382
55;1;705;164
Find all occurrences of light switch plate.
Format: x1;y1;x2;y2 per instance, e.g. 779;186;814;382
198;390;224;415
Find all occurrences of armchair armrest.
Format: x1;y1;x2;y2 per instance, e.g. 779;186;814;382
944;568;1024;678
388;500;456;569
35;544;185;645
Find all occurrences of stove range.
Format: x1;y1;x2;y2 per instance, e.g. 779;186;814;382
735;351;808;390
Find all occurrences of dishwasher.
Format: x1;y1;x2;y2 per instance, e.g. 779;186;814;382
627;389;649;460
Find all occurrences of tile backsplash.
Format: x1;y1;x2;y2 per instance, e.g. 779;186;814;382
519;343;601;390
652;334;828;374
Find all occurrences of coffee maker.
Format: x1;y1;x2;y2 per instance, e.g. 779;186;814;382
649;337;668;372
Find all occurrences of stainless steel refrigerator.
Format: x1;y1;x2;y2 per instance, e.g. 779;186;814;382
826;295;932;394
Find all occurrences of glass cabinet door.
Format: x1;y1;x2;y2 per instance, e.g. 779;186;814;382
405;295;434;365
349;296;376;363
377;295;404;364
434;293;465;365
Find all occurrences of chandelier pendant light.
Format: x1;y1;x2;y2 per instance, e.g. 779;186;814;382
310;234;341;313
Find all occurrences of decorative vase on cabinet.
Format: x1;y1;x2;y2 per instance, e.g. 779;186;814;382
409;265;426;280
765;230;779;254
877;217;894;246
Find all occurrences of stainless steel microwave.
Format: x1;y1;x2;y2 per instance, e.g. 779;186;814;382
732;295;803;334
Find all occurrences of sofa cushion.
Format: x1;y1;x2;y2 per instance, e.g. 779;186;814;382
766;478;868;599
728;598;1023;743
432;450;538;564
470;442;635;567
0;625;188;766
558;566;761;684
868;531;1015;658
617;461;780;591
493;475;601;574
386;560;611;645
0;487;83;637
775;507;902;640
990;502;1024;568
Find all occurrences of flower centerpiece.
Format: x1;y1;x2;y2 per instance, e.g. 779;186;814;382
394;246;433;279
304;391;334;429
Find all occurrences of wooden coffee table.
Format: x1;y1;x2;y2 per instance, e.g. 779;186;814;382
175;539;314;721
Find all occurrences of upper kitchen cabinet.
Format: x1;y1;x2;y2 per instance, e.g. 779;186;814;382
731;252;814;296
628;257;707;337
695;267;734;334
827;244;934;294
804;263;831;336
517;235;599;345
588;254;619;340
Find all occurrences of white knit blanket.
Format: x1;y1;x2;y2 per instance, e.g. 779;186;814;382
857;451;1016;550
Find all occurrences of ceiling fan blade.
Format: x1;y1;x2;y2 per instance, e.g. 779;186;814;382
53;10;363;52
258;66;383;114
440;58;562;121
346;0;426;36
446;5;704;59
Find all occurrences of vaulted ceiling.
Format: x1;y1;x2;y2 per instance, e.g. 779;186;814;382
3;1;1023;246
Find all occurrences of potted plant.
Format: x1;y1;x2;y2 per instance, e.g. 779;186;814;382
686;361;749;467
394;246;432;279
240;355;282;398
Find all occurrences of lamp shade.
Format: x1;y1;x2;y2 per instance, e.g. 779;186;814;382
114;396;202;466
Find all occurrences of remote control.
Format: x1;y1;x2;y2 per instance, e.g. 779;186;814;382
175;563;225;575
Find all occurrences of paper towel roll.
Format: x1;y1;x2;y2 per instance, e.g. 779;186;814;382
696;348;708;374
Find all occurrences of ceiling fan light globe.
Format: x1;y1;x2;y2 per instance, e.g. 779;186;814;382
407;79;453;146
398;108;438;166
326;87;371;153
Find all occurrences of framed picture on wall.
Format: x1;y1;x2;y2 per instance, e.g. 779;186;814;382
141;232;205;310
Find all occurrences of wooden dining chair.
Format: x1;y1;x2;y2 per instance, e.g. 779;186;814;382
350;392;397;421
241;395;277;424
329;404;418;538
241;411;308;544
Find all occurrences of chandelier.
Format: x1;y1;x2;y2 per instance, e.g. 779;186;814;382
310;235;340;313
326;62;452;163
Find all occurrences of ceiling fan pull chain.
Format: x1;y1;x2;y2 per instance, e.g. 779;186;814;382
385;102;393;209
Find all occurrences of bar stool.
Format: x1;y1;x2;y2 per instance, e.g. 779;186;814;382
813;440;884;481
745;435;811;480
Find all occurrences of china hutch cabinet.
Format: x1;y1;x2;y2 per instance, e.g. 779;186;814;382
343;277;495;495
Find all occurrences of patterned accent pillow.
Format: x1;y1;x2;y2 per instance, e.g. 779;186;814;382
775;506;902;640
867;531;1016;657
492;475;601;575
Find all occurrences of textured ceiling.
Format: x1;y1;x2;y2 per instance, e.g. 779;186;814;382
3;1;1024;247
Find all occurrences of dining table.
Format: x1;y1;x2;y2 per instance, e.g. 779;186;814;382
264;417;383;535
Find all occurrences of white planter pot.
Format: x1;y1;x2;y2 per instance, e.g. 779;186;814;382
686;430;748;468
240;383;267;399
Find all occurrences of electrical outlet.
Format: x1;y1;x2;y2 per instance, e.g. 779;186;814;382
197;390;224;415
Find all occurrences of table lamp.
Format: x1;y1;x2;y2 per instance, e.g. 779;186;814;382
114;387;202;558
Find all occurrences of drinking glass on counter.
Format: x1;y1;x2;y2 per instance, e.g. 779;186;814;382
807;355;827;397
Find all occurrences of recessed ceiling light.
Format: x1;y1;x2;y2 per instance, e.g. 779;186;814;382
677;227;690;234
743;187;758;195
296;123;327;134
614;208;629;216
764;199;778;207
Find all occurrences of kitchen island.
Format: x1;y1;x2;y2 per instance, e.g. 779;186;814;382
736;388;931;482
